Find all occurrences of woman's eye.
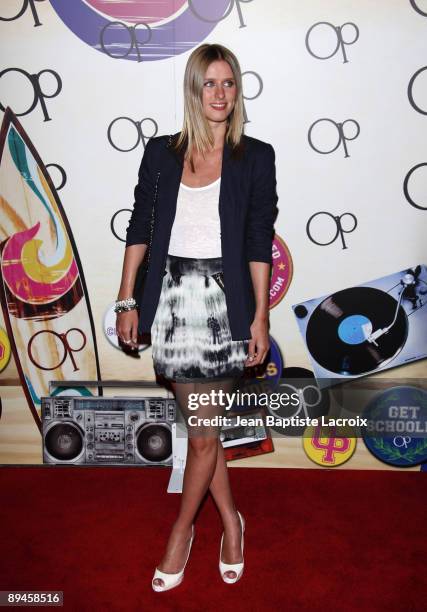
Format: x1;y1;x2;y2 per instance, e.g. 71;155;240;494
204;80;235;87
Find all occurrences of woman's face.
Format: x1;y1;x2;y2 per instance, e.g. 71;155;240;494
201;59;237;126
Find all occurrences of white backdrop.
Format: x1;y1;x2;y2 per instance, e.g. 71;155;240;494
1;0;426;469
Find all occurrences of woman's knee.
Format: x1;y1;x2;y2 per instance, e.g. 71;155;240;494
188;434;219;455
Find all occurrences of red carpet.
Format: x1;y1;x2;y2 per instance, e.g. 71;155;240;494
0;466;425;611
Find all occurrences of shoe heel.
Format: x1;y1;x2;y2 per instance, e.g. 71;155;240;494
219;511;245;584
152;524;195;592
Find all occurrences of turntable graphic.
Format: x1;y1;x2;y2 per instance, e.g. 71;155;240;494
292;265;427;388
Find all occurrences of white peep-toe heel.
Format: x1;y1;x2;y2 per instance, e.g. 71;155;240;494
152;524;195;592
219;510;245;584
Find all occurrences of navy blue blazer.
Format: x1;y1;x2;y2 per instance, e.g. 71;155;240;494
125;131;279;341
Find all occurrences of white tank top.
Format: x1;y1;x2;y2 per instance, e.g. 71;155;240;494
167;177;222;258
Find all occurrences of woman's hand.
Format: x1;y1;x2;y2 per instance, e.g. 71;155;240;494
116;244;147;351
116;309;140;350
244;316;270;367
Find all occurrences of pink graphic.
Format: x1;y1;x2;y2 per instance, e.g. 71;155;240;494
270;234;293;309
2;222;79;304
86;0;187;24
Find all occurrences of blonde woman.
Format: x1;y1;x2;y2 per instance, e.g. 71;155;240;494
116;43;278;591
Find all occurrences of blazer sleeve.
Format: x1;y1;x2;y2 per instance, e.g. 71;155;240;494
125;138;158;248
245;143;279;264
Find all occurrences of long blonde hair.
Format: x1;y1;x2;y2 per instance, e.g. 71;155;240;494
174;43;245;170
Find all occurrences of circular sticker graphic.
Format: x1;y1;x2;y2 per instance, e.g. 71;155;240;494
270;234;293;309
362;385;427;467
0;327;11;372
104;303;151;353
50;1;230;62
303;424;357;467
266;367;330;437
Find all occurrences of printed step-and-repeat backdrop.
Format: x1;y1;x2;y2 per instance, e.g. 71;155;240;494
0;1;426;471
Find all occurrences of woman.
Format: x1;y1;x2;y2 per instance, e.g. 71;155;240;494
115;43;278;591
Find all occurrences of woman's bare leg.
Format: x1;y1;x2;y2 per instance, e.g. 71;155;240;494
207;437;243;579
204;378;244;579
153;379;225;587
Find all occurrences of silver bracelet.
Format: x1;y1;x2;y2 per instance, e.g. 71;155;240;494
114;297;137;313
115;304;137;313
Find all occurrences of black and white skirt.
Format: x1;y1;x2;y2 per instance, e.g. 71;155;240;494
151;254;250;382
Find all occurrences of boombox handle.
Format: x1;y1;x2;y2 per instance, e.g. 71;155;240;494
48;379;171;397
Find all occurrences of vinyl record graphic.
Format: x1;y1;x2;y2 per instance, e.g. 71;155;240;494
305;287;408;376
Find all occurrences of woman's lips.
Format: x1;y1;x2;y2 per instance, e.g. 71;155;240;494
211;103;227;110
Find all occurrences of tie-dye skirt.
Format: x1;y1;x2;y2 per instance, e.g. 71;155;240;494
150;254;250;382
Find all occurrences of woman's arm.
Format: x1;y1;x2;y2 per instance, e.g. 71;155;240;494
245;143;279;367
245;143;278;264
248;261;270;321
116;139;157;348
245;261;270;366
116;245;147;349
117;244;147;301
125;137;157;248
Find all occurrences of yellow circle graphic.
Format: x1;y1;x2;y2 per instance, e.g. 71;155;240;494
0;327;11;372
303;424;356;467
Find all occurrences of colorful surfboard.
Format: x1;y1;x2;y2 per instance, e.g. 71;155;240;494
0;108;102;431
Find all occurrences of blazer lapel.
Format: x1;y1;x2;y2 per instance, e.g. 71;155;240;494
219;138;233;219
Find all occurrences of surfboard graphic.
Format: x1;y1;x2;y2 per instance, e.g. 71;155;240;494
0;108;102;432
